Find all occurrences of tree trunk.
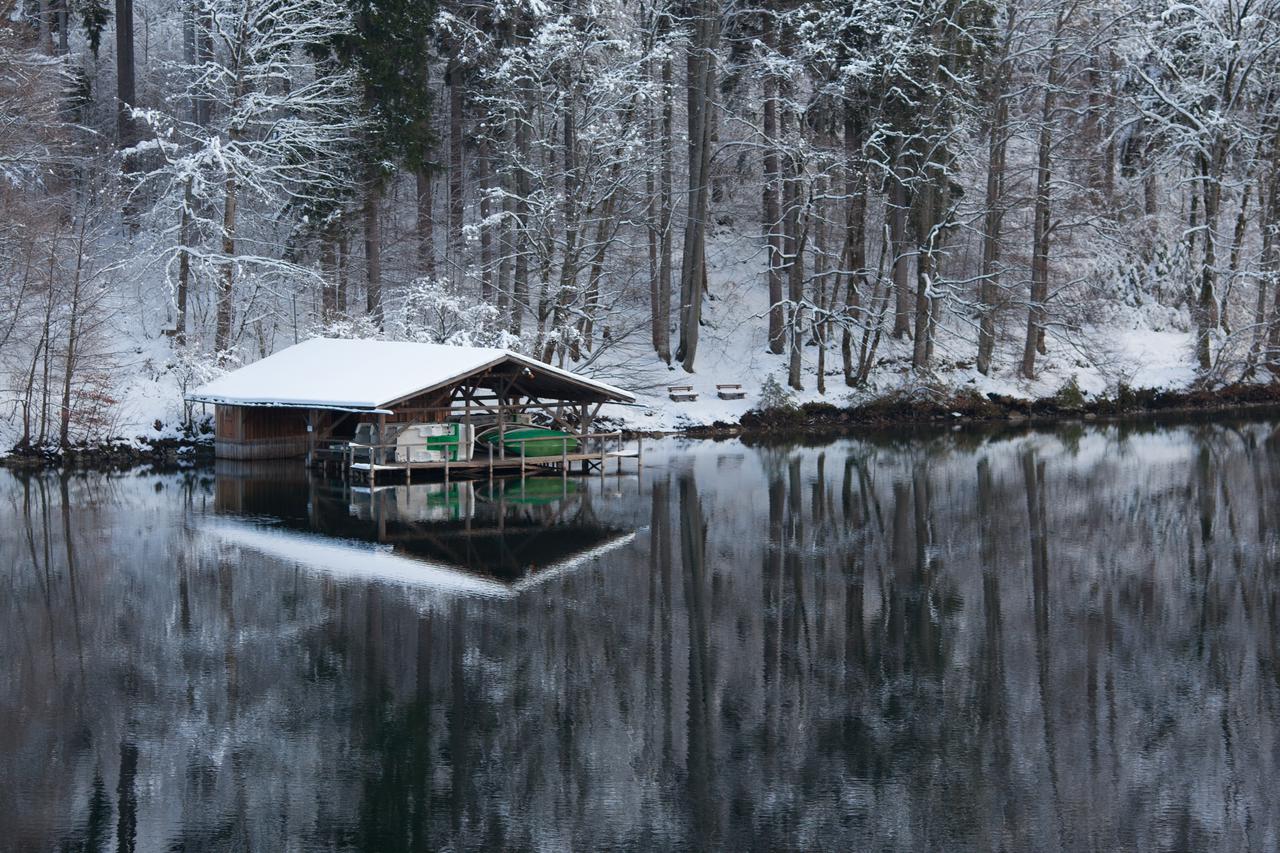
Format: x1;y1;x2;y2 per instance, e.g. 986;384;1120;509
1253;179;1274;368
1194;146;1225;370
115;0;138;227
1021;43;1060;380
479;135;495;302
55;0;68;54
111;1;133;105
497;161;513;319
194;6;213;127
364;181;383;327
1083;13;1106;197
37;0;53;53
762;14;784;354
647;45;663;360
813;170;830;395
320;232;338;321
657;40;674;362
175;179;193;344
977;89;1009;374
783;104;804;390
416;167;435;279
888;148;912;339
547;99;582;362
448;64;465;277
215;171;236;358
511;102;531;335
911;181;936;370
60;232;84;447
337;232;349;315
1223;180;1253;336
841;111;867;386
976;12;1014;375
576;151;625;358
675;0;716;373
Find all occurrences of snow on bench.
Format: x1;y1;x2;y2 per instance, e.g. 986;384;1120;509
668;384;698;402
716;383;746;400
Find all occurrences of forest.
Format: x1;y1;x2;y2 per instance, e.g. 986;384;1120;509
3;0;1280;447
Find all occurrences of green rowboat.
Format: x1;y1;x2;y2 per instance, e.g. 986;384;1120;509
479;426;580;457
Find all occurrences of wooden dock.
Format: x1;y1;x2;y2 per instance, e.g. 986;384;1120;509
315;431;643;486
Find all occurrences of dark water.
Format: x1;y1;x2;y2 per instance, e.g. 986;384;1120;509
4;418;1280;852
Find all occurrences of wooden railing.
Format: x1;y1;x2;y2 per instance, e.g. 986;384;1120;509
338;430;640;481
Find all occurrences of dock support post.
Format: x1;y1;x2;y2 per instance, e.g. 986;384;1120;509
637;435;643;471
498;479;506;532
498;403;506;460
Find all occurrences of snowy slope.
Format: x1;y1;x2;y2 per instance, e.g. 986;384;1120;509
598;226;1201;431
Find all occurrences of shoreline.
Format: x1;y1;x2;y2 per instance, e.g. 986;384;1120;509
6;383;1280;470
675;381;1280;439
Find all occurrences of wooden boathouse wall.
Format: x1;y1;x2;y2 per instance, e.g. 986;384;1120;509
214;405;343;461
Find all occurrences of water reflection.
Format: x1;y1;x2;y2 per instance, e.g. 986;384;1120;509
3;419;1280;850
210;464;636;592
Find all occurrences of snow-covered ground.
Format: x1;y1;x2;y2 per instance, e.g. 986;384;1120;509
598;227;1202;431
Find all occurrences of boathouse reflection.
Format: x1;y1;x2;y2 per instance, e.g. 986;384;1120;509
211;461;638;587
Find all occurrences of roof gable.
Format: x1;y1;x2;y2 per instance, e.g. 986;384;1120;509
187;338;635;409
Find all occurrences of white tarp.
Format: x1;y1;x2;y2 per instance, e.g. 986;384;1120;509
187;338;634;409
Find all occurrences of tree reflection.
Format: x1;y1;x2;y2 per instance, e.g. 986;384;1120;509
3;419;1280;850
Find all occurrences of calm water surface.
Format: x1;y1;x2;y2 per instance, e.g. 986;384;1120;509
4;419;1280;851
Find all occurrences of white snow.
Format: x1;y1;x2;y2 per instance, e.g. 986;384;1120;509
187;337;636;410
596;228;1210;431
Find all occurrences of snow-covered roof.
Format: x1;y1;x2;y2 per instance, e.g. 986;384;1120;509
187;338;635;409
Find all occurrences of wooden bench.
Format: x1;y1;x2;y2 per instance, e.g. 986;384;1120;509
668;384;698;402
717;383;746;400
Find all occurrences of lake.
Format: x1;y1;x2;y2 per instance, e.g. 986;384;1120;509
3;417;1279;851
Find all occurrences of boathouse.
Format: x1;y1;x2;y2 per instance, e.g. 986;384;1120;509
188;338;636;465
